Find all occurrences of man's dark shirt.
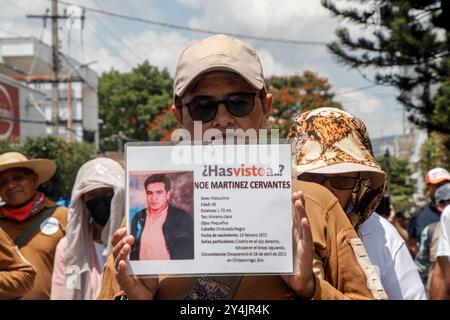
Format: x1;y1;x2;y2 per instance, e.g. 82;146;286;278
130;205;194;260
408;201;440;243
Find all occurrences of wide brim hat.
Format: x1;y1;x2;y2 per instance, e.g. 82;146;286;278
0;152;56;185
288;107;386;189
288;107;387;228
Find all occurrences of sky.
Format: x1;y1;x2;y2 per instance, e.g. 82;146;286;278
0;0;406;139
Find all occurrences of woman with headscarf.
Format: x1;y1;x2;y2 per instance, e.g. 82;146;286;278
50;158;124;300
288;107;426;300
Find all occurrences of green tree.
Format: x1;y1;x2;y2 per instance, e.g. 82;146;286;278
322;0;450;133
377;153;415;213
99;61;174;151
430;79;450;131
0;136;95;201
419;131;450;175
267;71;343;137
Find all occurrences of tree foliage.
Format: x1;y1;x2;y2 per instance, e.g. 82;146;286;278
266;71;343;137
377;154;416;213
322;0;450;133
0;136;95;201
99;61;175;151
419;131;450;175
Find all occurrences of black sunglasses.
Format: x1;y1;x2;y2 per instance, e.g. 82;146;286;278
301;173;359;190
178;92;262;123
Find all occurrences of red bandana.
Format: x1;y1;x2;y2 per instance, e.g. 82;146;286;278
1;192;46;222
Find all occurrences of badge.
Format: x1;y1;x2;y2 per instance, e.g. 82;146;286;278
40;217;60;235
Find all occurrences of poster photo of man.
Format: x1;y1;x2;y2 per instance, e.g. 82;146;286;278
128;171;194;261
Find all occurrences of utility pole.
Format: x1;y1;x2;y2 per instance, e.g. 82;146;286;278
67;78;73;141
51;0;59;136
27;1;85;139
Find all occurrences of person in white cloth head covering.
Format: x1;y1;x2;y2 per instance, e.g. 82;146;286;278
50;157;124;300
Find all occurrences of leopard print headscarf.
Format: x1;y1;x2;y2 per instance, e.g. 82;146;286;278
288;107;387;228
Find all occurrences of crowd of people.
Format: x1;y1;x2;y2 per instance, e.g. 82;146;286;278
1;34;449;300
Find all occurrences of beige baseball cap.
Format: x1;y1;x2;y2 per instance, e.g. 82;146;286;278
173;34;266;98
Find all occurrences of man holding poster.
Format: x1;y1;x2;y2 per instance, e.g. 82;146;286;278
98;34;386;300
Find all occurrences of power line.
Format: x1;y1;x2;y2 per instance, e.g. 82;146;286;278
356;67;392;87
27;26;46;80
58;52;97;93
0;115;85;139
49;0;328;46
0;115;49;125
57;20;97;69
337;95;396;103
2;0;28;14
334;84;379;96
88;11;144;64
0;27;26;38
83;22;134;69
91;0;149;61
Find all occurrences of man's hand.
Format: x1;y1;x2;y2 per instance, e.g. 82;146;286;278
112;227;158;300
281;191;315;299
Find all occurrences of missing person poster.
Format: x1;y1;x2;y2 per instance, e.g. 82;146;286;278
126;142;293;276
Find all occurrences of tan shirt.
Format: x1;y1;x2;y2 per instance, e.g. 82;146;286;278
98;181;383;300
0;199;68;299
0;227;36;299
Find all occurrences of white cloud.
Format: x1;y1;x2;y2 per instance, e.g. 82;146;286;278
186;0;330;38
336;88;381;114
0;0;406;139
126;31;192;75
0;0;53;41
335;88;403;138
0;0;46;19
257;49;293;77
180;0;346;83
176;0;201;9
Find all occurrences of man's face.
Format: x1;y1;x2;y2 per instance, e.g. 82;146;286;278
145;182;170;211
172;72;272;138
0;168;39;207
301;172;357;211
82;187;114;203
428;181;449;202
437;200;450;213
397;217;408;229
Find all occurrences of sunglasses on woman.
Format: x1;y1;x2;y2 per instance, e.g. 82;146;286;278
178;92;263;123
301;173;360;190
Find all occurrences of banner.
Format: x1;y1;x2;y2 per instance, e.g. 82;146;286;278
126;143;293;276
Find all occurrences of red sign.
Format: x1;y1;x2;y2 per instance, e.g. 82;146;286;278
0;81;20;141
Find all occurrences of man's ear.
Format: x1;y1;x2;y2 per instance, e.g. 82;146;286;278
171;104;184;127
263;93;272;118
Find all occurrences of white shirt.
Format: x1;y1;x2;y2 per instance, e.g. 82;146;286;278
437;205;450;260
358;213;427;300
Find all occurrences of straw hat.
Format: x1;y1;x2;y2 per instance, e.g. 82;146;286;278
0;152;56;185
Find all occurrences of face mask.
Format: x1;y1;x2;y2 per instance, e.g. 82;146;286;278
85;195;113;226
